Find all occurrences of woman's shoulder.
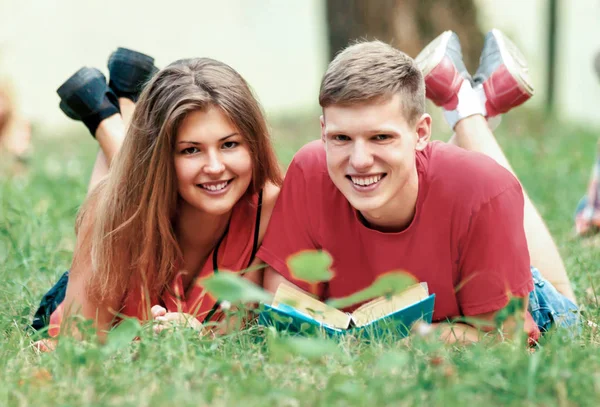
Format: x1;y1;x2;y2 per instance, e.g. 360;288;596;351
257;182;280;244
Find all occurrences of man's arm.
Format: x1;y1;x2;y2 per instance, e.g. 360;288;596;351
263;266;305;294
256;145;326;295
432;295;530;344
266;265;532;345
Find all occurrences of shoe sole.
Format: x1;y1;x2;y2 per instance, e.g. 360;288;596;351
108;47;155;67
57;67;107;119
108;48;158;96
56;67;105;101
415;31;453;76
490;29;534;96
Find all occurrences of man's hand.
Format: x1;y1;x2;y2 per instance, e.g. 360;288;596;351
431;297;530;345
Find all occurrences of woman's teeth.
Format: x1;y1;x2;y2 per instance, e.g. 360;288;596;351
200;181;229;191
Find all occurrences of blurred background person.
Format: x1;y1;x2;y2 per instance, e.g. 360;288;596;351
574;51;600;236
0;77;31;168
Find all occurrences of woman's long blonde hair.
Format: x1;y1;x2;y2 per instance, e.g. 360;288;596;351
75;58;282;302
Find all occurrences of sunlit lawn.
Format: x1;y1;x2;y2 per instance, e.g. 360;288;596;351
1;108;599;406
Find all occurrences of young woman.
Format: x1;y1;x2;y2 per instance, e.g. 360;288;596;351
34;53;282;345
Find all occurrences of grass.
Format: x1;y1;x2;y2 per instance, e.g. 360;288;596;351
1;108;600;406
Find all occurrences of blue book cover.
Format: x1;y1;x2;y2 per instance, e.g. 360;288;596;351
258;293;436;339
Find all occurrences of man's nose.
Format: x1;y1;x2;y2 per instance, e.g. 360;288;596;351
349;141;374;170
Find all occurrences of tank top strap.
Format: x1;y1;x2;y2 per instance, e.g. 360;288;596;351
168;190;264;322
202;189;264;321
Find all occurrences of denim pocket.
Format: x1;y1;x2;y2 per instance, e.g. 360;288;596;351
528;266;580;335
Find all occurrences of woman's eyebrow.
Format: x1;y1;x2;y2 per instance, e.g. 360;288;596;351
177;133;240;145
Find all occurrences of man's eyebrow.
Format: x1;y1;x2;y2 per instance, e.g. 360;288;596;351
177;133;239;144
324;128;398;136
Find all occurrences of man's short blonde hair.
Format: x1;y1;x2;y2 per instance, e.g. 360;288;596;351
319;40;425;124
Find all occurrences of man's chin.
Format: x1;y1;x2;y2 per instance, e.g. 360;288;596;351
345;195;384;214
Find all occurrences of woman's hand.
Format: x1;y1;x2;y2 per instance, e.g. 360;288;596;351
151;305;203;334
32;338;57;353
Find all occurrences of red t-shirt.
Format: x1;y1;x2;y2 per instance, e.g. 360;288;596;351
258;140;538;337
48;192;262;337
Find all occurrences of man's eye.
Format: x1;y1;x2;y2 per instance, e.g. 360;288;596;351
222;141;239;149
373;134;390;141
333;135;350;141
182;147;199;155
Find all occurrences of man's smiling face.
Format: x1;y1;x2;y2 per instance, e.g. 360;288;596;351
321;94;430;223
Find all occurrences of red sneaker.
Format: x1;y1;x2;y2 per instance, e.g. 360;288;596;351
473;29;534;117
415;31;471;110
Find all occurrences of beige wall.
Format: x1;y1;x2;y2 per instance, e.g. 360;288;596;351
476;0;600;125
555;0;600;124
0;0;328;129
3;0;599;130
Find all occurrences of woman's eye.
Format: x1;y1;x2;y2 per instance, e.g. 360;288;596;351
181;147;199;155
222;141;239;149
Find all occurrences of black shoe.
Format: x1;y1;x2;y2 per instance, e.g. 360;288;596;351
107;47;158;102
57;67;120;137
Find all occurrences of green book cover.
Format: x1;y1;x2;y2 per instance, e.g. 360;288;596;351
258;289;435;339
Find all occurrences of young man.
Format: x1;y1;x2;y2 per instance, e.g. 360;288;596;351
258;30;579;343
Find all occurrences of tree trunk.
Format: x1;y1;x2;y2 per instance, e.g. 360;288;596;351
325;0;483;72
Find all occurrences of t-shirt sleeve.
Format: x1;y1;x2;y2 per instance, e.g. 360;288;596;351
456;183;533;316
257;158;324;295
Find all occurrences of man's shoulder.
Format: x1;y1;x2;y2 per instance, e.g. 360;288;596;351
425;141;521;205
288;140;328;176
293;139;326;163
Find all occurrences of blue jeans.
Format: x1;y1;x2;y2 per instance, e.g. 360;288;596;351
528;266;580;335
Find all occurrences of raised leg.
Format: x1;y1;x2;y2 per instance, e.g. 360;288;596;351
451;115;576;303
87;113;126;192
416;29;576;302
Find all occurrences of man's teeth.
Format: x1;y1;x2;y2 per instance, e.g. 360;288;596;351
350;174;383;186
201;181;228;191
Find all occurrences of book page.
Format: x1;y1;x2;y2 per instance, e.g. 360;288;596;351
272;283;352;329
351;283;429;327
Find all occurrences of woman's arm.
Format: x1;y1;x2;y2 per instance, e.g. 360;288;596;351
60;207;122;342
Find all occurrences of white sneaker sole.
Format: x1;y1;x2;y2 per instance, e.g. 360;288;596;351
490;28;534;96
415;31;453;76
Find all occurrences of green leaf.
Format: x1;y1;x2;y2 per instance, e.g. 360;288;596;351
287;250;334;283
203;271;272;304
104;317;141;353
270;336;343;362
327;271;417;309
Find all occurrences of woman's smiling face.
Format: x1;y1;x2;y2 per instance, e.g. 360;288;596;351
174;106;253;216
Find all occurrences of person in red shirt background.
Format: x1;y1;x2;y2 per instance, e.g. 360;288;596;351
259;30;580;344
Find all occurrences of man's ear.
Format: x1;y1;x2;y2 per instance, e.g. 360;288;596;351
414;113;432;151
320;114;326;143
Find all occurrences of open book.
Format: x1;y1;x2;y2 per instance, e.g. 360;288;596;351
259;283;435;338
